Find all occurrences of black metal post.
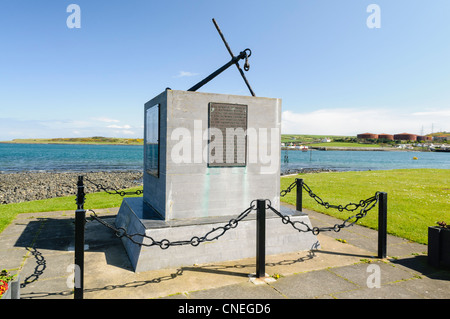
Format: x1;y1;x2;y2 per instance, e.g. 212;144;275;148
256;199;266;278
74;176;85;299
296;178;303;212
378;192;387;259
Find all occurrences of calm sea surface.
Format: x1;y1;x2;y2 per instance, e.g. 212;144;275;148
0;143;448;173
281;149;450;172
0;143;144;172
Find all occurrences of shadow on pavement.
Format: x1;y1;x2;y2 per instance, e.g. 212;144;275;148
390;255;450;281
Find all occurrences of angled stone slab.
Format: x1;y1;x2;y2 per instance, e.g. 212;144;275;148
115;197;319;272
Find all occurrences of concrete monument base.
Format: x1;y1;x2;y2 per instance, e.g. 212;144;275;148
115;197;320;273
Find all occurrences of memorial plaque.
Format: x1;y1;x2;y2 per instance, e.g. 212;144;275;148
208;103;247;167
145;104;159;177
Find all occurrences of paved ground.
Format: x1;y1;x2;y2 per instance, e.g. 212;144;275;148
1;203;449;301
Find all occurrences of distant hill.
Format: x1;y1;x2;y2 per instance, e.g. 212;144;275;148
427;131;450;138
2;137;144;145
281;134;355;144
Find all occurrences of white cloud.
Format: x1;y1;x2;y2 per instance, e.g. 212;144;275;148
281;107;450;136
174;71;199;78
411;110;450;117
106;124;132;129
39;120;93;129
93;117;120;123
109;129;136;136
0;118;143;140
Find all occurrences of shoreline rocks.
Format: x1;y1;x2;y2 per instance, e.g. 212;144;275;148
0;171;143;205
1;168;346;205
280;168;339;176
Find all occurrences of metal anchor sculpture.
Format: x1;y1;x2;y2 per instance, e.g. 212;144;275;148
187;18;255;96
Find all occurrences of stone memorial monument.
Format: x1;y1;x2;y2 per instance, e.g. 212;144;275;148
115;20;319;272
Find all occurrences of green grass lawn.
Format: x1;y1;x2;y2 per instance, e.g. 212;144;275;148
281;168;449;245
311;142;381;148
0;187;143;234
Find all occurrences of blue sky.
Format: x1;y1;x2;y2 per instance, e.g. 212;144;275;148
0;0;449;140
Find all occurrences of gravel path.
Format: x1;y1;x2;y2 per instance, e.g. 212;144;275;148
0;171;143;204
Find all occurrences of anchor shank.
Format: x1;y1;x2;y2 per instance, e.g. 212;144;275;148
187;54;243;92
212;18;255;96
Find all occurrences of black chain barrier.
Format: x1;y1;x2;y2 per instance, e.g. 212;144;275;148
281;179;376;213
84;178;379;247
269;193;379;235
88;202;256;250
84;176;143;196
74;176;385;300
278;179;380;234
280;180;297;197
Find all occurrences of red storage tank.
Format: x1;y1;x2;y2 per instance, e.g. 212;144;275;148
357;133;378;139
394;133;417;141
416;135;432;141
378;133;394;141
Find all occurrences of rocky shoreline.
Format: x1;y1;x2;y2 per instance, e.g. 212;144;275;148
280;167;339;176
0;171;143;205
0;168;339;205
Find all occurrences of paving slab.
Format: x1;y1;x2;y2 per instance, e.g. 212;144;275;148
187;281;285;299
334;281;426;299
18;277;74;299
328;261;415;287
394;275;450;299
1;204;449;301
270;268;359;298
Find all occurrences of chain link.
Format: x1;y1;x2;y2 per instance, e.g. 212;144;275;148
280;180;297;197
269;192;379;235
301;182;359;212
88;203;255;250
280;180;376;214
84;177;143;196
243;48;251;71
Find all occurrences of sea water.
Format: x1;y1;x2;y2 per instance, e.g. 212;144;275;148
0;143;143;172
0;143;448;173
281;149;450;172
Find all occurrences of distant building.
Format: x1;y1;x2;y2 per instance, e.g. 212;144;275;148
357;133;378;139
416;135;432;142
397;144;414;149
394;133;417;141
356;132;435;142
433;136;450;141
378;133;394;141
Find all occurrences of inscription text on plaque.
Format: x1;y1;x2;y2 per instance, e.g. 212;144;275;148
208;103;247;167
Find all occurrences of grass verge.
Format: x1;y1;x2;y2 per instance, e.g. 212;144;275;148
281;168;449;245
311;142;381;148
